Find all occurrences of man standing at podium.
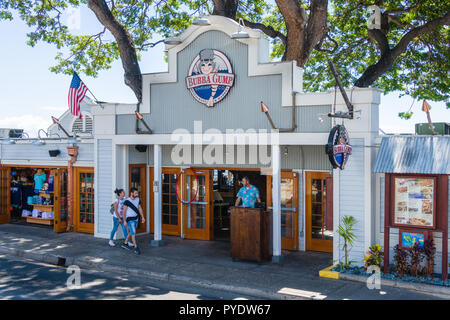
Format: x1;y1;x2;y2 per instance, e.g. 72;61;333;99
235;176;261;208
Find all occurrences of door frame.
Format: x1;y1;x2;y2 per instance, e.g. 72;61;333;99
0;166;11;224
129;164;148;234
161;167;182;236
74;167;95;234
266;170;299;251
305;171;333;253
183;169;214;240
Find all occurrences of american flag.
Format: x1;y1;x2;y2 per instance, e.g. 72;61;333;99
68;72;88;119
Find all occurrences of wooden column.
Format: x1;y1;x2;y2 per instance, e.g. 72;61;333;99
383;174;391;274
66;146;78;232
438;175;448;281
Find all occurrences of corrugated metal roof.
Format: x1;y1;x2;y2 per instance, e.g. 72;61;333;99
373;136;450;174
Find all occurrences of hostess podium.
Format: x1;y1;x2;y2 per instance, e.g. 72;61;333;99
230;207;271;262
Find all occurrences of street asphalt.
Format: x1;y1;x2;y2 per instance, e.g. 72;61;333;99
0;255;254;300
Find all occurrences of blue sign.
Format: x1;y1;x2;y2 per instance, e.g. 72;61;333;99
401;231;426;249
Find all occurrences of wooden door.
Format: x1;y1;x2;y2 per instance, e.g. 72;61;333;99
0;166;11;224
266;171;299;250
74;167;95;234
53;169;68;232
161;168;181;236
305;171;333;253
183;169;213;240
129;164;147;233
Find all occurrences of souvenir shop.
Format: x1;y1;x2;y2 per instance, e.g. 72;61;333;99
5;166;68;231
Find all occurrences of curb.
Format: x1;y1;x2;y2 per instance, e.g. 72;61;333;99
0;245;310;300
319;265;339;280
339;272;450;296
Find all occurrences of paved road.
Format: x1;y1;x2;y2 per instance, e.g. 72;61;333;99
0;254;253;300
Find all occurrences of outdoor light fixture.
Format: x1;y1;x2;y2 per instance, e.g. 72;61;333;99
48;150;61;157
284;147;289;156
1;138;16;145
164;32;182;45
193;17;210;26
32;129;47;146
135;111;153;134
232;18;250;39
67;136;80;144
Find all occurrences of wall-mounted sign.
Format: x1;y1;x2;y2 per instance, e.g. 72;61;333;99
393;176;436;229
325;125;352;170
186;49;234;107
399;229;427;249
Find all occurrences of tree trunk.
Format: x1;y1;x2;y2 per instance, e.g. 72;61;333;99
212;0;239;19
88;0;142;102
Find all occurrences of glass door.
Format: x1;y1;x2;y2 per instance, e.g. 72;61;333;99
75;167;95;234
183;169;213;240
305;171;333;252
53;168;68;233
266;171;299;250
129;164;147;233
161;168;181;236
0;166;11;224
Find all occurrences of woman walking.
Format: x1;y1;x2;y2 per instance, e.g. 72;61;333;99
109;188;129;247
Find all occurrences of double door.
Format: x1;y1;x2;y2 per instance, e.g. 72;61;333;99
150;168;213;240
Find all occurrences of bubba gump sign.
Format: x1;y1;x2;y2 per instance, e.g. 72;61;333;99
186;49;235;107
325;125;352;170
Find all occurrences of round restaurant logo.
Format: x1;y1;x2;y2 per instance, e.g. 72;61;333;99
186;49;235;107
326;125;352;170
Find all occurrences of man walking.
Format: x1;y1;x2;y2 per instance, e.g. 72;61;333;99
122;188;146;255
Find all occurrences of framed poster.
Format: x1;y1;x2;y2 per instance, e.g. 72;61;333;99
399;229;427;249
392;176;436;229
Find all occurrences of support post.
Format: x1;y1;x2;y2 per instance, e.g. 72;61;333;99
271;144;282;262
151;144;164;246
66;146;78;232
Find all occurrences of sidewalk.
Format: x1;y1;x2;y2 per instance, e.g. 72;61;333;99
0;224;446;300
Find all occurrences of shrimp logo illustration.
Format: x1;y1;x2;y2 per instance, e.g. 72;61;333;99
186;49;235;107
325;125;352;170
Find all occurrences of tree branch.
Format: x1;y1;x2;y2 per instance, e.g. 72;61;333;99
355;11;450;88
88;0;142;102
241;19;286;45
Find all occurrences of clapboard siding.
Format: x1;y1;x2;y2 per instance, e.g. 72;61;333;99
97;139;113;236
338;138;365;265
0;143;93;162
129;145;148;164
116;30;331;134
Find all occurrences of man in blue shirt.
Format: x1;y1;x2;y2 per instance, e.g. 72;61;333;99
235;176;261;208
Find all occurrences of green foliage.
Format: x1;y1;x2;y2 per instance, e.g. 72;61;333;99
0;0;448;105
304;0;449;105
398;111;414;119
363;243;384;270
337;215;357;269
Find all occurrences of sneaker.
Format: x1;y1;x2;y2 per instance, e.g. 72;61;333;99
108;240;115;247
134;247;141;255
121;243;131;250
128;242;134;248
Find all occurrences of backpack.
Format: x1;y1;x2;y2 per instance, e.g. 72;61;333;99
110;202;115;215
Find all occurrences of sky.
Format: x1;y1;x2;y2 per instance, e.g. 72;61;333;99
0;5;448;137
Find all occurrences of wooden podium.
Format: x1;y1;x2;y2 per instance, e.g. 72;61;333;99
230;207;271;262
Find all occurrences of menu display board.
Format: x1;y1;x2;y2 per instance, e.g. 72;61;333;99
393;177;435;228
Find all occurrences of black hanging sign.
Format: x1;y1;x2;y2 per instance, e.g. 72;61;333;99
325;125;352;170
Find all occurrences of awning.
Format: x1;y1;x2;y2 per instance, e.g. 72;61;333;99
373;136;450;174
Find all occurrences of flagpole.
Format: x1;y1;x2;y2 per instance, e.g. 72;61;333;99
72;70;102;104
